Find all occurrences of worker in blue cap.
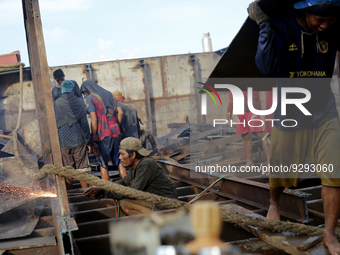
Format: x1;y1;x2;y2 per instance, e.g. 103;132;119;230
248;0;340;254
54;80;92;189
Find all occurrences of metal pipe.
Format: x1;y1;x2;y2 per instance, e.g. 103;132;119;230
85;64;93;81
202;33;213;52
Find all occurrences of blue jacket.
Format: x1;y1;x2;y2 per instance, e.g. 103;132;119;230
255;13;339;129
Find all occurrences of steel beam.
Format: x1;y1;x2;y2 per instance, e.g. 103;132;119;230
140;60;155;135
73;206;117;224
158;161;310;222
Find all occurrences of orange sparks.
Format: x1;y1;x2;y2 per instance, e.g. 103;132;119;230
0;186;57;198
28;190;57;198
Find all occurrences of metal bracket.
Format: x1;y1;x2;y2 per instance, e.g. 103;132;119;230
57;215;78;255
57;215;78;234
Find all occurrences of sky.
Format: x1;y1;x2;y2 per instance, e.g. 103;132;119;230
1;0;251;67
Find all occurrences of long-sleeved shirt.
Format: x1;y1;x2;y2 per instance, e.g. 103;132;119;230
104;157;178;200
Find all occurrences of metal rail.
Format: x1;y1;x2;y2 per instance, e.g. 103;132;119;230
158;161;310;222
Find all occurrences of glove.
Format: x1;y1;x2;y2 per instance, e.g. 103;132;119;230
247;0;269;25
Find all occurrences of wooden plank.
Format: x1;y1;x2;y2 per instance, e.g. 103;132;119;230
221;204;325;255
173;152;190;161
297;236;323;251
22;1;75;254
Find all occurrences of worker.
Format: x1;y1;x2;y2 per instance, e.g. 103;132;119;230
139;118;159;155
112;90;140;178
80;80;123;181
54;80;91;189
83;137;178;215
226;91;271;171
249;0;340;254
52;69;81;101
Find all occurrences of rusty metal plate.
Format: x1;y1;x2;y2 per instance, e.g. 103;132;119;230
0;198;44;240
158;161;310;222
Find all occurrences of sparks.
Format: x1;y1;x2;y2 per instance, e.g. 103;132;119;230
0;186;57;198
28;190;57;198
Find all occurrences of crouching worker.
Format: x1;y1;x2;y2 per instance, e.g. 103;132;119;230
83;137;178;215
54;80;92;189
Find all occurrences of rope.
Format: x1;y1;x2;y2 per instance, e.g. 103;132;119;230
221;210;325;237
7;61;334;237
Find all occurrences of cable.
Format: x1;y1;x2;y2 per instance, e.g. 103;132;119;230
113;199;118;218
189;175;236;204
117;200;120;217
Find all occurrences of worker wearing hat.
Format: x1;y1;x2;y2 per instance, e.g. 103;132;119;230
113;90;159;156
112;90;140;139
249;0;340;253
52;68;82;101
83;137;178;215
112;90;141;179
54;80;92;189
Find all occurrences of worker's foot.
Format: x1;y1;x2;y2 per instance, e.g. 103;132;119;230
324;231;340;255
266;201;280;221
266;201;281;232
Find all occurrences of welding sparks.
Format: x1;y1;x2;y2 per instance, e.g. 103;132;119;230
0;186;57;199
28;190;57;198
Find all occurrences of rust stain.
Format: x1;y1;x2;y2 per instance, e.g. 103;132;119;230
159;57;167;98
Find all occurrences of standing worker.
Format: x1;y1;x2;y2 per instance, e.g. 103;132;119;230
249;0;340;254
52;68;81;101
54;80;92;189
113;90;140;178
81;80;123;181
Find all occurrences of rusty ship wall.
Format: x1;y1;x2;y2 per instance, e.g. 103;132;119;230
50;52;221;137
0;69;36;133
